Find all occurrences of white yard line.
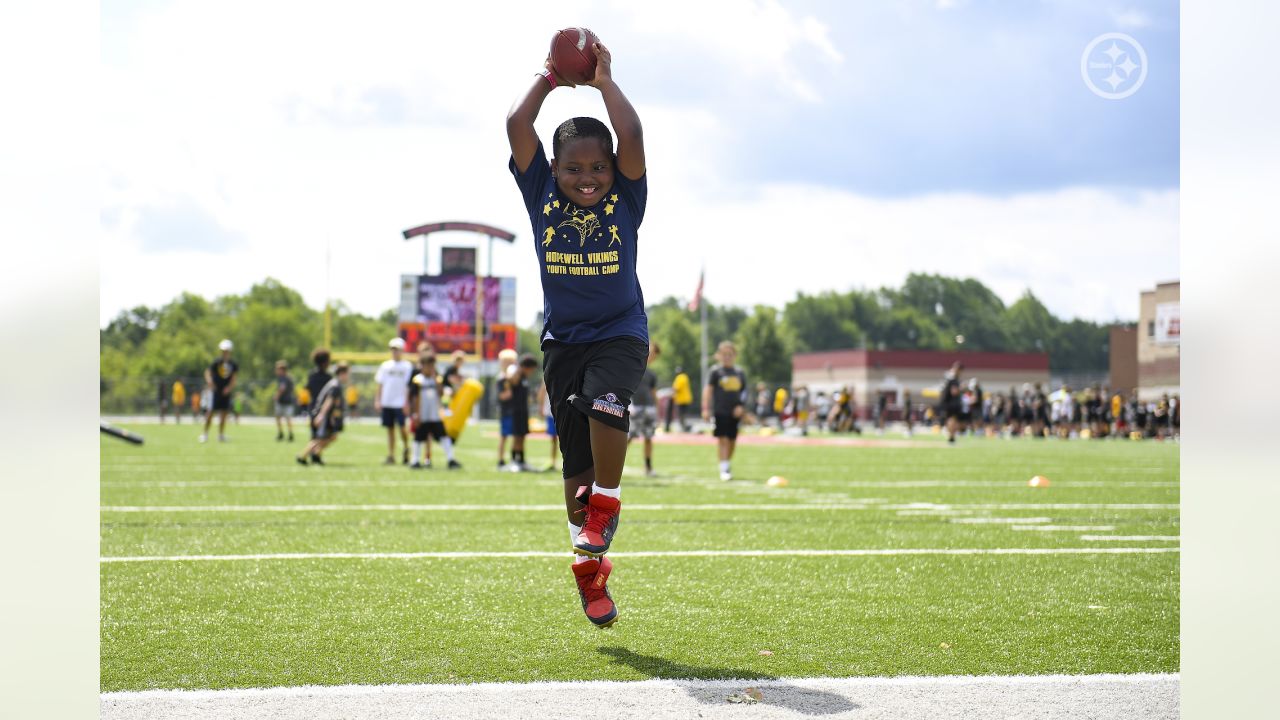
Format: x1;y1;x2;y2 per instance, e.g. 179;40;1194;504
100;476;1179;489
100;503;869;513
100;673;1180;720
1013;525;1117;532
1080;535;1180;541
99;502;1178;513
950;517;1053;524
100;547;1181;564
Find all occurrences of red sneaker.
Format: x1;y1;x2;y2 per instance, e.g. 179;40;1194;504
571;556;617;627
574;493;620;557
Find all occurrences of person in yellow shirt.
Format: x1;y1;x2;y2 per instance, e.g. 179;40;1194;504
773;385;788;430
171;380;186;424
668;366;693;433
345;384;360;420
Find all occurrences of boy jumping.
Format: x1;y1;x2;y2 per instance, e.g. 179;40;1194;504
508;38;648;627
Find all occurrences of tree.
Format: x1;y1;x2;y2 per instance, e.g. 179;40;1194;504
652;314;699;385
1004;291;1057;354
783;292;863;352
735;305;794;387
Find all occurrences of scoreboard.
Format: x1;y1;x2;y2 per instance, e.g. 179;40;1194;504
397;274;517;360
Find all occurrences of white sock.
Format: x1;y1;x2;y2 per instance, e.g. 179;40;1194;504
442;437;455;461
569;522;582;544
412;441;422;461
591;483;620;499
719;460;730;473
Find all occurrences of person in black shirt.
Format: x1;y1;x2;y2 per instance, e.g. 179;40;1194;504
500;354;539;471
702;341;747;481
627;341;660;477
200;339;238;443
940;361;963;444
298;362;348;466
273;360;296;442
303;348;333;461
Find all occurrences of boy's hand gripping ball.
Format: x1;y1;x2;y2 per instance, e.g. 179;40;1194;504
550;27;600;85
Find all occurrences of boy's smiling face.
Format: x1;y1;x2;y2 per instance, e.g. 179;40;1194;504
552;137;614;207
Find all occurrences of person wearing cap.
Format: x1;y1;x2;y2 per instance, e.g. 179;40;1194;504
199;339;238;443
375;337;415;465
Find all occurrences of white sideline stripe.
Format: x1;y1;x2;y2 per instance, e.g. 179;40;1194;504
100;547;1181;563
1013;525;1117;532
950;517;1053;524
99;503;868;513
99;502;1179;513
100;477;1180;489
1080;535;1180;541
100;673;1180;720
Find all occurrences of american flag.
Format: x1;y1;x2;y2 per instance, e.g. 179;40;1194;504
688;268;704;312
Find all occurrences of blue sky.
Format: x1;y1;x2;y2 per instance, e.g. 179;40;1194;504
100;0;1179;326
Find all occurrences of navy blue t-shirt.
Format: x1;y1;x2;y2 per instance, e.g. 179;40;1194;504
509;142;648;346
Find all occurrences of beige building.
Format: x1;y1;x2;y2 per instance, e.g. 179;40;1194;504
1137;280;1179;399
792;349;1051;420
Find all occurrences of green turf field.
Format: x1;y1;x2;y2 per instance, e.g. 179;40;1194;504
100;422;1179;692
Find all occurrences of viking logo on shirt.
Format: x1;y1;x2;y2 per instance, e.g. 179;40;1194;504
558;205;601;246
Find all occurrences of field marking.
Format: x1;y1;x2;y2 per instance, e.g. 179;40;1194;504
950;517;1053;524
100;476;1179;489
100;547;1181;563
100;502;1179;513
100;503;869;513
1013;525;1117;532
1080;535;1180;541
100;673;1180;720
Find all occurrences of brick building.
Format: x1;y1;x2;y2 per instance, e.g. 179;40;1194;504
1137;280;1180;399
791;349;1051;420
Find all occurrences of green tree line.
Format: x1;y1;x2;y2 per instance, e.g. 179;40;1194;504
643;273;1119;388
102;274;1121;412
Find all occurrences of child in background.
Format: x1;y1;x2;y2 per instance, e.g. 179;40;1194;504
495;348;519;469
627;341;660;477
537;380;559;473
409;353;460;469
273;361;296;442
703;341;747;481
298;363;348;465
502;354;538;472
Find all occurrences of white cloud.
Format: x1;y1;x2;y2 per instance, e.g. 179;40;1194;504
1111;8;1152;28
100;0;1177;329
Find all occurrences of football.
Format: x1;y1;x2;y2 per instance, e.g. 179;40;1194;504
550;27;600;84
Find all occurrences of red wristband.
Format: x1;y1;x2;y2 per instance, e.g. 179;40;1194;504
538;69;556;89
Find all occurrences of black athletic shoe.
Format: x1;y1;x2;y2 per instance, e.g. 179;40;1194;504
311;453;324;465
448;459;462;470
295;455;308;466
403;450;410;465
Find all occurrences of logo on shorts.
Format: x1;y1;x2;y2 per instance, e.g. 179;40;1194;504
592;393;626;418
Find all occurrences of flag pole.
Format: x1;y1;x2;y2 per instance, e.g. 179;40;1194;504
699;270;707;401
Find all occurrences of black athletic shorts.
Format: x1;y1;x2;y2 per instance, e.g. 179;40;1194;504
312;414;342;440
211;390;232;411
944;400;963;420
543;336;648;479
414;420;447;442
713;413;740;440
381;407;406;428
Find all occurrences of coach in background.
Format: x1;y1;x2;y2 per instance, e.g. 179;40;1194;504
199;339;238;443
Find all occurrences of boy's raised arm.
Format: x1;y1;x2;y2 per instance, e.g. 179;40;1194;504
585;43;644;180
507;60;566;173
